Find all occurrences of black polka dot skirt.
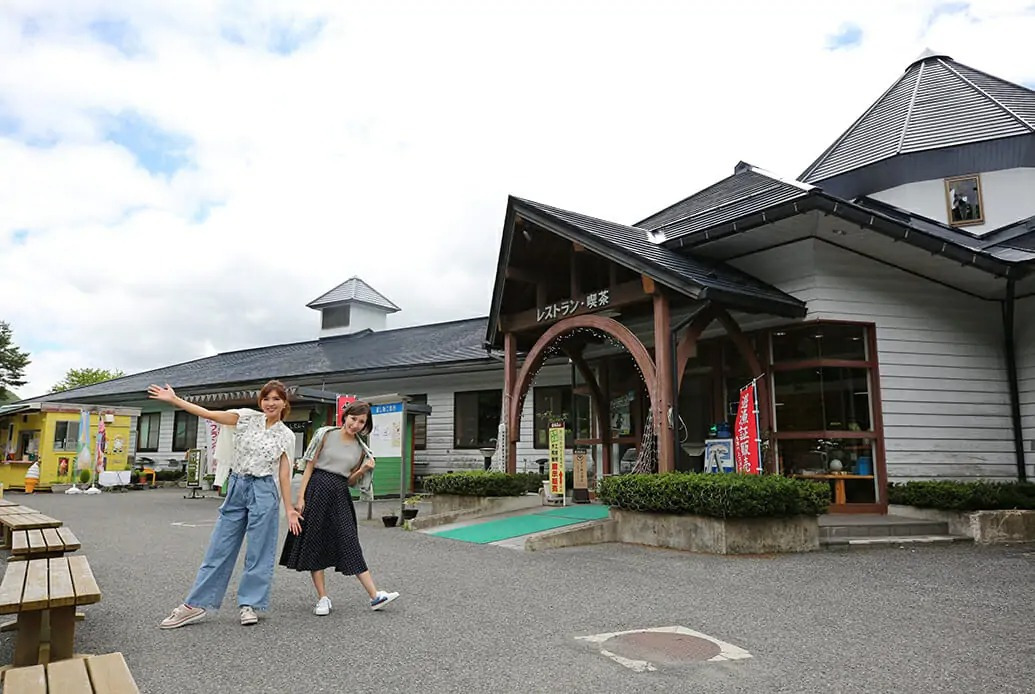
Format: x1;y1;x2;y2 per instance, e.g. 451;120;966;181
279;468;369;575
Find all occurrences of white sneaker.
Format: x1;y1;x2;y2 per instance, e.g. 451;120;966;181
240;605;258;626
314;596;332;616
160;604;206;630
370;590;399;611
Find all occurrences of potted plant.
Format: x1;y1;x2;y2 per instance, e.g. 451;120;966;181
402;494;425;520
382;513;399;528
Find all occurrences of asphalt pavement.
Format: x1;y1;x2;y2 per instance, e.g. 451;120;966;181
2;486;1033;694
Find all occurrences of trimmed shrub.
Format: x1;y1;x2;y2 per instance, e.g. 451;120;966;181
78;469;91;485
597;472;830;518
888;481;1035;511
423;471;529;497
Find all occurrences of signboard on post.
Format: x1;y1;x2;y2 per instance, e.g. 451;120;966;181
548;421;565;501
734;379;763;475
184;448;205;499
572;446;589;503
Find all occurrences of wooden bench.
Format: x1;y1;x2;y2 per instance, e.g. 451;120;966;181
0;505;41;516
0;513;62;550
0;557;101;666
3;652;140;693
0;499;19;507
10;529;82;561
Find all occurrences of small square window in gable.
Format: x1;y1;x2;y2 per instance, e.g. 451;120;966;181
944;174;984;227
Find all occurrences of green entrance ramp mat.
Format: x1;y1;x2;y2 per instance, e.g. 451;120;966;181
536;505;611;521
431;515;576;544
429;505;611;544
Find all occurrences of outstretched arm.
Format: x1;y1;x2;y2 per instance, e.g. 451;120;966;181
280;453;302;535
147;384;239;426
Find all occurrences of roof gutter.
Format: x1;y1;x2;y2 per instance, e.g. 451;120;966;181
666;191;1021;279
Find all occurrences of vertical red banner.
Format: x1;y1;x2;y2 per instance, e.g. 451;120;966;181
734;382;761;474
336;395;356;425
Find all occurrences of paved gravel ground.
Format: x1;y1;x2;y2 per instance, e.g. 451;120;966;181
3;487;1033;694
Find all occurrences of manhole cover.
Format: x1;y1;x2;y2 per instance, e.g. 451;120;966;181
604;631;722;664
576;626;752;671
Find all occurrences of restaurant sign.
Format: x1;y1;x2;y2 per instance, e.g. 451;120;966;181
537;289;610;323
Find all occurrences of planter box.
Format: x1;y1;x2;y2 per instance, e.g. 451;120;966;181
889;505;1035;544
611;508;820;554
413;494;541;531
430;493;537;516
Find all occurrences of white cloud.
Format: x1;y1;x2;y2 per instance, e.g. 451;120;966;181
2;0;1033;396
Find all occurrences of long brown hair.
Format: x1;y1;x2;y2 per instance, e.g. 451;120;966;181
342;400;373;435
258;380;291;420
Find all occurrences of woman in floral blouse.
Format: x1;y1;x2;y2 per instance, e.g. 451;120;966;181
152;380;302;629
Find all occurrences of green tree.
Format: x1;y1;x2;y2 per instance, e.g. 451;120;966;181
0;321;30;395
52;367;126;393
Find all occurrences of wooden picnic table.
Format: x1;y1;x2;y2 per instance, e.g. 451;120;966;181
10;528;82;561
3;529;86;635
0;556;102;666
4;652;140;693
0;514;62;551
0;506;41;516
0;499;19;507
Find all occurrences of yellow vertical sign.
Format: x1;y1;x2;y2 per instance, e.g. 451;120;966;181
548;421;565;497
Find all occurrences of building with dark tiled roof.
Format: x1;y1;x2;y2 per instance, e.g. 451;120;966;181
7;51;1033;506
481;50;1033;510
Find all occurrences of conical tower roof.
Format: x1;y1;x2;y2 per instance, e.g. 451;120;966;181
800;51;1035;184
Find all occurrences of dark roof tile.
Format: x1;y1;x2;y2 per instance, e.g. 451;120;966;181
22;318;489;403
800;52;1035;183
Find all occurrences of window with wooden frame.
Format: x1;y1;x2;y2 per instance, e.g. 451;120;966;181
453;390;501;449
408;394;427;450
52;421;80;452
944;174;984;227
769;322;880;505
533;386;573;449
172;411;198;451
137;412;161;452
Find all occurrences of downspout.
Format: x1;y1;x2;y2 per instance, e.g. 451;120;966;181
1003;278;1027;482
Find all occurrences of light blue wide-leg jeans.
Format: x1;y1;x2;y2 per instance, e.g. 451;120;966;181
184;473;280;611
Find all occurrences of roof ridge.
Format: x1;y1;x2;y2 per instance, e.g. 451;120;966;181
798;66;914;181
896;60;925;155
939;58;1035;132
651;166;810;234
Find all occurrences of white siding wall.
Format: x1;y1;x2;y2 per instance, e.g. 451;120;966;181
729;239;1021;481
322;363;570;475
808;241;1017;481
1017;296;1035;479
319;304;388;338
869;167;1035;234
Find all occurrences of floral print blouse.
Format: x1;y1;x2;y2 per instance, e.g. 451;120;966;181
229;408;295;477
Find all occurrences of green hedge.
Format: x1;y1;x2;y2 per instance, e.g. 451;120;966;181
888;481;1035;511
423;471;530;497
597;473;830;518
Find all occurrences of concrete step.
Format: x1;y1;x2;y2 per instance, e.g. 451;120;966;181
822;534;972;550
819;520;948;539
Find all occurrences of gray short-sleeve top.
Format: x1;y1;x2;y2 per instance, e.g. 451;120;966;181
315;430;364;478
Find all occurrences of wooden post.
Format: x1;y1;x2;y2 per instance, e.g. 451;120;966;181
503;332;518;474
653;292;674;473
600;358;612;476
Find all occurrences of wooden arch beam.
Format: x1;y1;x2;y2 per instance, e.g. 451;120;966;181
508;315;658;473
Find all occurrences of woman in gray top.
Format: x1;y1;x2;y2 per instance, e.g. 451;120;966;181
279;400;399;616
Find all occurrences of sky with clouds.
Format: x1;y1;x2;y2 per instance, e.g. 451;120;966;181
2;0;1034;398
